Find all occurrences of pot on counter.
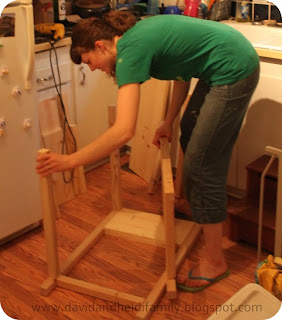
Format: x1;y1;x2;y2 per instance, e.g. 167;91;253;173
73;0;111;19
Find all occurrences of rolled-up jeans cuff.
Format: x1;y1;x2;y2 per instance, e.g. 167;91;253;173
191;208;227;224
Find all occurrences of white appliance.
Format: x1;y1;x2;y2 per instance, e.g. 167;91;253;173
0;1;42;243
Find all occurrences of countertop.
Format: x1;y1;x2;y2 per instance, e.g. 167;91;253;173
35;19;282;60
221;20;282;60
35;36;72;53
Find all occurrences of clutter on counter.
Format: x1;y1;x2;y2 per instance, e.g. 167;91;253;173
32;0;282;25
32;0;282;49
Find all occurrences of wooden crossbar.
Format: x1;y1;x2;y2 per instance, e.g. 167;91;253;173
57;275;144;306
59;211;116;275
38;105;201;320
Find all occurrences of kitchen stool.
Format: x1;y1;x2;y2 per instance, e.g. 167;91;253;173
38;105;201;320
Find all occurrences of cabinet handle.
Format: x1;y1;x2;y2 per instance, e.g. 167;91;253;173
79;66;86;85
36;75;54;83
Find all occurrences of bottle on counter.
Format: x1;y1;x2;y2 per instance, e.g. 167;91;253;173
53;0;66;23
147;0;159;15
184;0;199;18
240;1;250;21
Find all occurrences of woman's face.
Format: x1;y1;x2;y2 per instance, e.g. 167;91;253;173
81;40;116;77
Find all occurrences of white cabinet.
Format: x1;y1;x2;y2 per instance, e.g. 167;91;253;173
227;57;282;190
72;65;118;170
35;46;74;120
221;21;282;192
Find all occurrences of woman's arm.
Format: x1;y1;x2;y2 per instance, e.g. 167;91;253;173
153;80;190;147
36;83;140;176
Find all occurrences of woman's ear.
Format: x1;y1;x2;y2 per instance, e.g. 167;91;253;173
94;40;105;52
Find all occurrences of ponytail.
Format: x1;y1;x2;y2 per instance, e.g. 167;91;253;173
103;10;137;34
70;11;137;64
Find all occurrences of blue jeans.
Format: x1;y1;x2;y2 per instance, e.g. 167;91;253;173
180;66;260;224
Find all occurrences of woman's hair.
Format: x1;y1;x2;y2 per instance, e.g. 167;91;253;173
70;11;137;64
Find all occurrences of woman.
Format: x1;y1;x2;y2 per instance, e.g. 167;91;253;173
36;11;260;292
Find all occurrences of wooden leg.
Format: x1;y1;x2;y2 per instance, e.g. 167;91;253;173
69;124;87;195
110;150;122;211
166;279;177;300
148;151;161;195
108;105;122;211
136;272;167;320
160;138;176;299
174;146;184;199
38;149;59;284
40;277;56;296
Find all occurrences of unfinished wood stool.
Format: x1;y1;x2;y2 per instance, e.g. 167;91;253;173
38;105;201;320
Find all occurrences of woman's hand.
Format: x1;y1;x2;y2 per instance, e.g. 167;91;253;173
36;152;74;177
152;122;173;149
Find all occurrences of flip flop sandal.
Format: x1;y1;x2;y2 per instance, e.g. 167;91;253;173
177;268;230;293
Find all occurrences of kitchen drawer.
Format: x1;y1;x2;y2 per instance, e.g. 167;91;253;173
35;61;72;91
35;46;72;92
35;45;70;68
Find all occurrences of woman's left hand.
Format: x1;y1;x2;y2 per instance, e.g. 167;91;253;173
152;122;173;148
36;152;73;177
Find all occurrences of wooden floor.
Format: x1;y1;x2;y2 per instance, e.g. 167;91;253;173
0;155;267;320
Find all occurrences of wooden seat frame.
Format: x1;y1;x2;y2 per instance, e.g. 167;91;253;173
38;106;201;320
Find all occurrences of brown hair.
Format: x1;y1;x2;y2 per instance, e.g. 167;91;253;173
70;11;137;64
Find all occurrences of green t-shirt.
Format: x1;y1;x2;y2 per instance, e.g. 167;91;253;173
116;15;259;87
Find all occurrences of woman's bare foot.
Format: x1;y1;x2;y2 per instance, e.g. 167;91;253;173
177;258;229;288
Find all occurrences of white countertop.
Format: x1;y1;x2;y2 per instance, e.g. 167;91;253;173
35;37;72;53
35;20;282;60
221;20;282;59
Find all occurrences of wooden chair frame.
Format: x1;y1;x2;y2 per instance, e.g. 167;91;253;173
38;106;201;320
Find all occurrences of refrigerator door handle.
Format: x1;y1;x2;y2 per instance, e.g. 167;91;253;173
79;66;86;85
23;5;35;90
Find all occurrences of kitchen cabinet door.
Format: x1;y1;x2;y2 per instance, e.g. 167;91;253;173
72;65;118;170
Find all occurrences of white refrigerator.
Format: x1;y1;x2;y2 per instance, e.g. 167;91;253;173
0;1;42;243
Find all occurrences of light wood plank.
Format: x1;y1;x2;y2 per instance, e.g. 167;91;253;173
148;151;161;195
108;105;122;211
38;149;60;280
56;275;144;306
56;95;87;197
160;137;170;160
166;279;177;300
176;223;202;270
69;124;87;195
110;150;122;211
135;272;167;320
160;140;176;284
175;147;184;199
39;277;56;296
39;98;74;206
104;208;195;248
129;79;171;183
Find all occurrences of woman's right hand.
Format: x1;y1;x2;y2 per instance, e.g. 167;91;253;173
36;152;74;177
152;122;173;148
